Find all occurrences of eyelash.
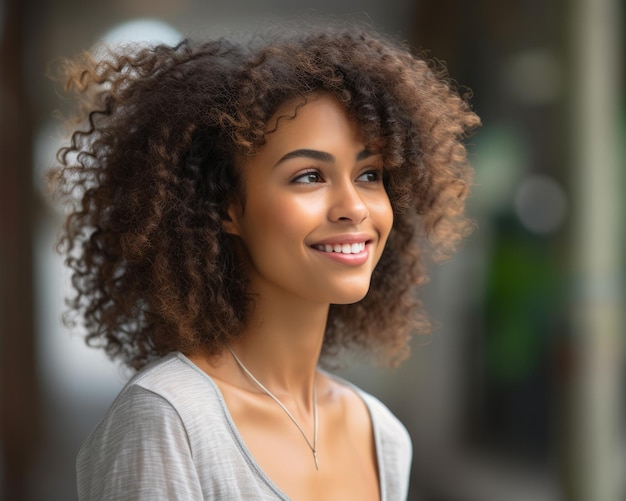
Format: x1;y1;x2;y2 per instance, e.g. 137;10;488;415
291;168;383;185
292;169;323;184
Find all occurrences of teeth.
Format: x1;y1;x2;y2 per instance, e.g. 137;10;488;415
315;242;366;254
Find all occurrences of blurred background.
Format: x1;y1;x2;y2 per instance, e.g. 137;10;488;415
1;0;624;500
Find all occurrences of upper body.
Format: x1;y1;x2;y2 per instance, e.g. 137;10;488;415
77;352;412;500
50;22;477;501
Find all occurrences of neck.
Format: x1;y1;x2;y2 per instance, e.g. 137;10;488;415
228;296;329;404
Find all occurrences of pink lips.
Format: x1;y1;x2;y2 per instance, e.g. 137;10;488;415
315;246;370;265
310;235;372;266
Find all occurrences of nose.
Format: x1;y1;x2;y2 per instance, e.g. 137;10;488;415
328;180;369;224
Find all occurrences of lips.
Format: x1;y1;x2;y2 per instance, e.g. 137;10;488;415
313;242;366;254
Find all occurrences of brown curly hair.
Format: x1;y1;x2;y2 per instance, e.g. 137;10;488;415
48;23;480;370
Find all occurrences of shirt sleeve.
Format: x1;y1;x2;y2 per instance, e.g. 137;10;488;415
76;384;204;501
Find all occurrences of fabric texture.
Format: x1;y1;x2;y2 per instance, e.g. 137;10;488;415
77;352;412;500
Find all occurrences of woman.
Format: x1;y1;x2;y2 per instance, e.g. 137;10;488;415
50;23;479;500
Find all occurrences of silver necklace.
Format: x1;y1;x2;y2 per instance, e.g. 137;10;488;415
226;344;319;470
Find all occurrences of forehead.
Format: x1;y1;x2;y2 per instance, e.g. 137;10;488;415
261;95;362;153
235;95;371;179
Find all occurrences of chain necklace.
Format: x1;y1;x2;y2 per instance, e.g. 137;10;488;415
226;344;319;470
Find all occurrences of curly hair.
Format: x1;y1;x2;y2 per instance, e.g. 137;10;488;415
48;23;480;370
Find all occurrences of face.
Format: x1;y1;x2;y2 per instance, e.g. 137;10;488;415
225;94;393;306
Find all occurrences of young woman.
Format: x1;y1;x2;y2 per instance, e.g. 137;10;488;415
49;23;479;500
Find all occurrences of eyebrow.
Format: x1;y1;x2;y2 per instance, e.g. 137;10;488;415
274;148;376;167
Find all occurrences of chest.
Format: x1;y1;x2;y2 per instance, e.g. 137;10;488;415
223;385;381;500
243;422;380;500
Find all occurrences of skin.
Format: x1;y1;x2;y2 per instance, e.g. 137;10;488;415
189;94;393;500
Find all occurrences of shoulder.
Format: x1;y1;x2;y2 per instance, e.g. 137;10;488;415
92;353;225;430
359;389;411;444
323;372;413;500
81;353;228;449
77;353;231;500
77;381;192;473
348;384;412;460
130;351;216;399
356;386;413;501
323;372;411;455
77;372;204;499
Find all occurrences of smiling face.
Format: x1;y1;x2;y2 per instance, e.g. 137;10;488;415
225;94;393;307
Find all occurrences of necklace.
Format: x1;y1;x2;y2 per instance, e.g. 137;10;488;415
226;344;319;470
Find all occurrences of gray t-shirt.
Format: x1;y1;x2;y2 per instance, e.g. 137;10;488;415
77;352;412;500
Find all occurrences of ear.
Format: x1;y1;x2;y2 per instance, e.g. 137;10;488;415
222;198;243;236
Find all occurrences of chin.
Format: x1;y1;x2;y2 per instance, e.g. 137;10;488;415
328;286;371;305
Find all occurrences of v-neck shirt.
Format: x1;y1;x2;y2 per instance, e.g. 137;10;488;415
77;352;412;500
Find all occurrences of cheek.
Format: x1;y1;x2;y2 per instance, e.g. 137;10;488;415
372;195;394;244
241;192;322;247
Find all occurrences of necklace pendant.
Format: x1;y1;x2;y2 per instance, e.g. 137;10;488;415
313;450;319;471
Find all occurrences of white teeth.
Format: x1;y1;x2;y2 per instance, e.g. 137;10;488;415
315;242;366;254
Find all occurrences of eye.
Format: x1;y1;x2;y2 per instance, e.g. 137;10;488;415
356;169;383;183
292;170;324;184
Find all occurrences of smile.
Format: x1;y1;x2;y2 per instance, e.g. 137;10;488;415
312;242;367;254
